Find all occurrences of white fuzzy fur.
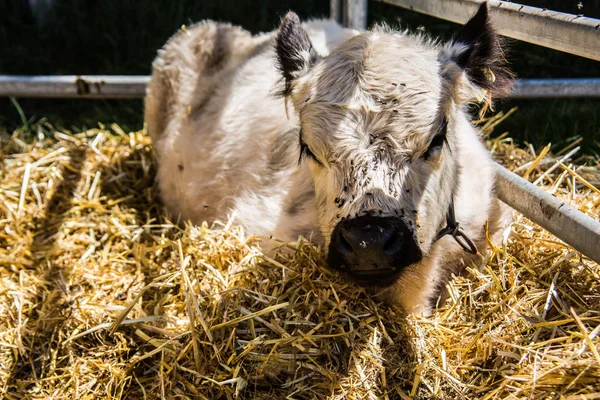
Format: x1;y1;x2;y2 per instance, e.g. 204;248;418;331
145;18;509;314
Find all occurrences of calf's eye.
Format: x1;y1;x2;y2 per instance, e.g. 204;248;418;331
300;140;318;162
423;118;448;160
299;131;322;165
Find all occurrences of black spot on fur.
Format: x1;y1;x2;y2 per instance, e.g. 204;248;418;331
275;12;318;97
452;3;514;98
178;164;184;172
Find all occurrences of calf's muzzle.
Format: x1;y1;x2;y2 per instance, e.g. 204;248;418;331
327;215;422;287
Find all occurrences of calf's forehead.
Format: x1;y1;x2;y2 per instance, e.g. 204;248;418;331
302;33;444;123
307;33;442;103
298;33;445;150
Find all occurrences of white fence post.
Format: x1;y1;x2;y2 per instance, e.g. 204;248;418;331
330;0;342;23
331;0;368;30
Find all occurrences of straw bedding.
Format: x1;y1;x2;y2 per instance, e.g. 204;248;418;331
0;114;599;399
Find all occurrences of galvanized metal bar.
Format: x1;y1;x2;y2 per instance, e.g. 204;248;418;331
332;0;368;30
344;0;368;30
511;78;600;99
375;0;600;61
2;75;599;99
494;163;600;265
330;0;342;23
0;75;149;99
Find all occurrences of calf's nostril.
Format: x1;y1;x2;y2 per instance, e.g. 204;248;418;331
338;231;353;253
383;231;403;256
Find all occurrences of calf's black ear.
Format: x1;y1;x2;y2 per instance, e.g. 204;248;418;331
450;2;514;99
275;12;318;96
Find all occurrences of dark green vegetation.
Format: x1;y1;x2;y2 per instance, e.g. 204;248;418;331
0;0;329;133
1;0;598;153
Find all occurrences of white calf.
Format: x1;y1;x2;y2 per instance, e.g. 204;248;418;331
145;3;513;313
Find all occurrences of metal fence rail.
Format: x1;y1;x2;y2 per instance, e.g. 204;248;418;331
511;78;600;99
494;164;600;264
0;75;150;99
375;0;600;61
2;75;600;99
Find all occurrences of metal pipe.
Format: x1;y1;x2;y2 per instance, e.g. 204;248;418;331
2;75;599;99
331;0;368;30
345;0;368;31
376;0;600;61
511;78;600;99
494;163;600;265
330;0;342;23
0;75;149;99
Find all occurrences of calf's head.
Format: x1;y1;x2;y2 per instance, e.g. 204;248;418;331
275;4;511;288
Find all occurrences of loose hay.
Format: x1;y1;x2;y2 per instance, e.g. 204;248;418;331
0;117;599;399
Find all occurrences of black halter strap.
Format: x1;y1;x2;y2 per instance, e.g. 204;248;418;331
433;197;478;254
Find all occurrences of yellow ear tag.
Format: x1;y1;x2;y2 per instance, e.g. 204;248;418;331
475;68;495;104
483;67;496;83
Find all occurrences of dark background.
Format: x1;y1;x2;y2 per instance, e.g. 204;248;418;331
1;0;598;154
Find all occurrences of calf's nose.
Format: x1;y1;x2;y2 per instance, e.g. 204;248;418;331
339;218;401;266
327;215;422;286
